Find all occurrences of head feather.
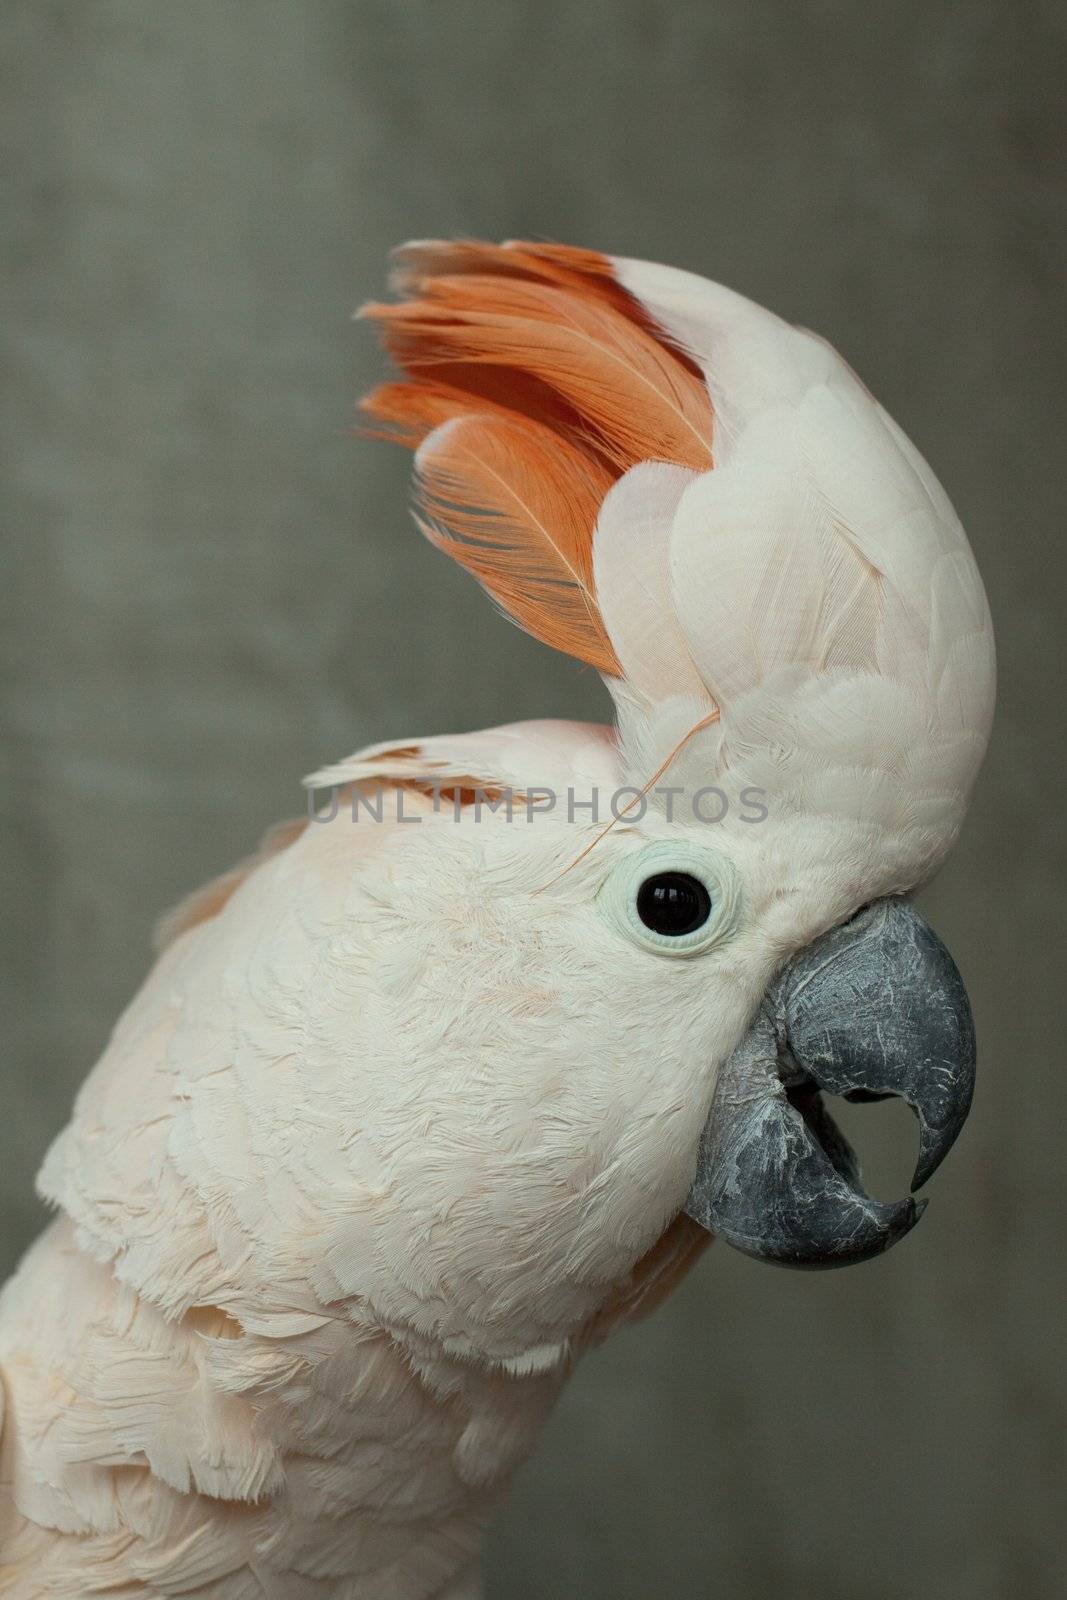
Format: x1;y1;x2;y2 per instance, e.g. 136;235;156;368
359;240;993;879
360;240;713;673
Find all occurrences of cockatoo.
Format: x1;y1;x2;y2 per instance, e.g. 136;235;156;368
0;241;994;1600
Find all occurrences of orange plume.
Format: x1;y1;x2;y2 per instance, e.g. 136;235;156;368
360;240;714;674
414;413;618;673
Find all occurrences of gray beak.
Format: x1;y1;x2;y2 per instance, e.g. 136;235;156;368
683;898;976;1269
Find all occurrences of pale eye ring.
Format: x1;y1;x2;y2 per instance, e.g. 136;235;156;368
598;841;742;957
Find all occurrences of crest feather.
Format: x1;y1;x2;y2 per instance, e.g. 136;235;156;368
414;413;619;673
360;240;713;672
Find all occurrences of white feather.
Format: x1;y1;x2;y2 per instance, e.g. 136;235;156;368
612;253;994;856
611;255;836;451
667;407;881;708
592;461;706;707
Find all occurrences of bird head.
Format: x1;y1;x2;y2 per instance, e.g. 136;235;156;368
298;240;993;1363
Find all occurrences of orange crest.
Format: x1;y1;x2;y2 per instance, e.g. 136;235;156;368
360;241;714;675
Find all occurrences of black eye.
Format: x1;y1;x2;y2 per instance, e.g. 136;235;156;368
635;872;712;937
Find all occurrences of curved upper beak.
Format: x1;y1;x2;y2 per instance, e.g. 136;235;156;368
683;898;976;1268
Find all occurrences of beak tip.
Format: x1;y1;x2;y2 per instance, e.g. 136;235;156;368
911;1105;973;1193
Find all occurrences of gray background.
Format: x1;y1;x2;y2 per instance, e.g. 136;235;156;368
1;2;1063;1596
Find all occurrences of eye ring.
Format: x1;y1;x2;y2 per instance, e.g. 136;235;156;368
597;841;742;957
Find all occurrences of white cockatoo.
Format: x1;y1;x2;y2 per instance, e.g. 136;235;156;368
0;241;994;1599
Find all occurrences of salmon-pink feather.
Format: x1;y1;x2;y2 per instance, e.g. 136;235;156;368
414;413;620;674
365;276;711;472
360;240;714;677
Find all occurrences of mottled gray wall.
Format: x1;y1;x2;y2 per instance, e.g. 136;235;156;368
1;2;1063;1596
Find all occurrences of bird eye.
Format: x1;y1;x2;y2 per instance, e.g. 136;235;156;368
635;872;712;937
597;842;742;957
